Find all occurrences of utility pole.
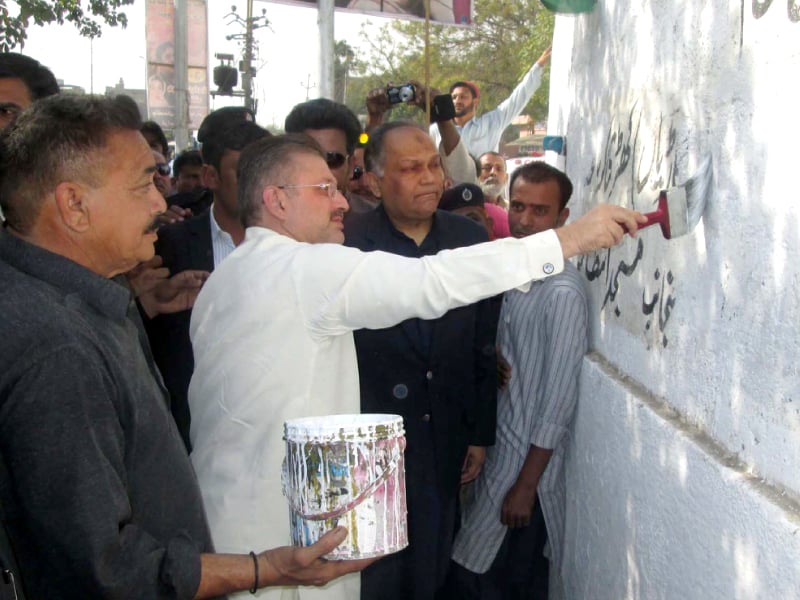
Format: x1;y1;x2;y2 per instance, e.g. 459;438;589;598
174;0;189;151
301;74;315;101
217;2;269;115
241;0;255;113
318;0;334;99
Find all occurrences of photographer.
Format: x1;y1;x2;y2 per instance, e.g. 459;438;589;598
365;80;477;186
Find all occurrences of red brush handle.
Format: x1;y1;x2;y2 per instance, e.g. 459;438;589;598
621;193;670;238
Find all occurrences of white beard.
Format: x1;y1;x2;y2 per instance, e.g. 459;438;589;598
480;180;505;199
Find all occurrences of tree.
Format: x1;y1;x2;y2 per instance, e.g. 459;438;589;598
345;0;554;127
0;0;134;52
333;40;358;105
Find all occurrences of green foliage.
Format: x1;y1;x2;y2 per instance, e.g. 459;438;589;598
0;0;134;52
345;0;554;124
334;39;359;104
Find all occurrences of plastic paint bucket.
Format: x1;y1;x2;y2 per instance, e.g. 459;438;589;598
282;413;408;559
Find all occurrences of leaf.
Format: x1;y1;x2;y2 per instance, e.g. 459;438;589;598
0;0;133;52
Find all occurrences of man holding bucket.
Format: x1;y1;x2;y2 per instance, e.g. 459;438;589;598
188;133;644;599
0;95;375;599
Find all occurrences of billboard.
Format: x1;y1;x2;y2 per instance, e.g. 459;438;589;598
274;0;473;26
145;0;209;130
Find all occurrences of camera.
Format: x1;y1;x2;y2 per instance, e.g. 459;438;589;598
387;83;416;105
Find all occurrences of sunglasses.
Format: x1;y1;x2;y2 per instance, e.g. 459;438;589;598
325;151;347;169
155;163;171;176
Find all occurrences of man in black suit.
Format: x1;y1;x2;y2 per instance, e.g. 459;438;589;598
344;122;499;600
145;108;269;450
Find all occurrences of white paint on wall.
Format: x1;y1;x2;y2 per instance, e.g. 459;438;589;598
548;0;800;595
563;355;800;599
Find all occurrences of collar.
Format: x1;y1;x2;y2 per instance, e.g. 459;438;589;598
209;203;234;244
0;230;131;321
375;204;440;245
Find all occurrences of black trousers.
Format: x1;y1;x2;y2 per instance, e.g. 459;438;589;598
361;420;458;600
446;498;549;600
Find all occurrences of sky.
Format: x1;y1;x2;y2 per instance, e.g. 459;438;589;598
15;1;394;129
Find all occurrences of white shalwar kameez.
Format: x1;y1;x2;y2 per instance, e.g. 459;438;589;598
188;226;564;599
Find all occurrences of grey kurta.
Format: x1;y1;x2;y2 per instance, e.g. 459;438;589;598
451;261;588;581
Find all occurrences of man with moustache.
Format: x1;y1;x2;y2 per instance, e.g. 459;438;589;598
430;47;552;157
450;162;588;600
187;133;644;599
0;94;370;599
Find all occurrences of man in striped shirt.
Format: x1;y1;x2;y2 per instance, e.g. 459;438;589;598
450;161;588;599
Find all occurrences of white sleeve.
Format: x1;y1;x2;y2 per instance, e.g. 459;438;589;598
295;229;564;337
440;137;478;185
488;63;544;133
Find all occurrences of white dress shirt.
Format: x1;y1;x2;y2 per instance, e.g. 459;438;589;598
188;226;564;599
208;204;237;269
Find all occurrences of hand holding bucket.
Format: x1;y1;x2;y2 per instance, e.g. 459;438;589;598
282;414;409;560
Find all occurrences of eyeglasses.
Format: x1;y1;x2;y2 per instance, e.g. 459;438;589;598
277;182;339;200
155;163;171;176
351;166;364;181
325;152;348;169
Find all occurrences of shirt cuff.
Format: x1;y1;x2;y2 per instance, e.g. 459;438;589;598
160;532;204;599
530;421;568;450
516;228;564;292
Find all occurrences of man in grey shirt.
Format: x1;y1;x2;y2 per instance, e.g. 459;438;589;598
450;162;588;599
0;95;372;599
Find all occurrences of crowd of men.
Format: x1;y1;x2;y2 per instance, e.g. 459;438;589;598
0;50;645;600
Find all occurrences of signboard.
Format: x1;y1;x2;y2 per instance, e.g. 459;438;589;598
275;0;473;26
145;0;209;130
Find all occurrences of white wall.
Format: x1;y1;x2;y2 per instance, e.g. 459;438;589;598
548;1;800;596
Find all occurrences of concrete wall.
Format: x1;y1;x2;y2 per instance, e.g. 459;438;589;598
547;2;800;596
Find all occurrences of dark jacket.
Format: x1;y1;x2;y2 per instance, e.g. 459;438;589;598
144;211;214;451
344;206;499;495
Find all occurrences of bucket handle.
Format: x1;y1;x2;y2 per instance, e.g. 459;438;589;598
284;439;405;522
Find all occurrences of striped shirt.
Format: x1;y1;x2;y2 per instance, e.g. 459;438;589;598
451;261;588;576
208;204;236;269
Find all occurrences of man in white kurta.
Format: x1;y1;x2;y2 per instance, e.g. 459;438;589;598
187;134;642;599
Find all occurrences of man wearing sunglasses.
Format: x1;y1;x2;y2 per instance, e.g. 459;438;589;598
284;97;378;213
152;150;172;198
143;107;269;451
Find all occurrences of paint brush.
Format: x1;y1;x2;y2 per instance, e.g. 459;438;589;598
624;156;713;239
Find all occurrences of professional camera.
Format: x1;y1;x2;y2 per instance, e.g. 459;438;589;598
386;83;416;105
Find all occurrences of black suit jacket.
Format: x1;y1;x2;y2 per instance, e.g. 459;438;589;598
344;207;499;496
144;211;214;451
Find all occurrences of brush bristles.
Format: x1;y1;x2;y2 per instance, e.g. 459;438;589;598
684;156;713;231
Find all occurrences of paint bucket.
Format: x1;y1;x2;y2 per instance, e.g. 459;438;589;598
282;413;408;560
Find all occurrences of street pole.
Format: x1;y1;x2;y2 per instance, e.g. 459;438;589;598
174;0;189;150
242;0;255;113
318;0;334;99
